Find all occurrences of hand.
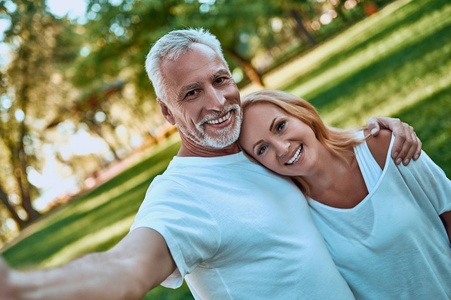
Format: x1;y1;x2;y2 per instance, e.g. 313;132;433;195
0;257;15;300
366;117;422;165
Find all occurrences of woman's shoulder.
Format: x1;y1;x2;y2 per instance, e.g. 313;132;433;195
363;128;392;170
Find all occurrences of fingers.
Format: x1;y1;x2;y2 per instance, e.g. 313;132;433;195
366;117;380;136
366;116;422;165
386;118;405;163
391;122;421;165
413;131;422;161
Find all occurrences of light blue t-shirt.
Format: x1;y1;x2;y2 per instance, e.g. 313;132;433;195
132;152;354;300
309;133;451;299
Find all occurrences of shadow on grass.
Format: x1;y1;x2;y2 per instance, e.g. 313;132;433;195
394;86;451;177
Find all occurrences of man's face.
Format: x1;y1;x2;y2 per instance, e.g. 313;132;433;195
159;43;242;149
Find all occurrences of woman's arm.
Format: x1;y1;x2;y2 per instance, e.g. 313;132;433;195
365;128;392;170
440;211;451;244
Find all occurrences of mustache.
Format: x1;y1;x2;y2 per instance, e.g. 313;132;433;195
199;104;241;125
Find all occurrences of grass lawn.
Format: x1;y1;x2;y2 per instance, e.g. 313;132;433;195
2;0;450;298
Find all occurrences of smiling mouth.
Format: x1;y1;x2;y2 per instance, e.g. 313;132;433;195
204;111;232;125
285;145;303;165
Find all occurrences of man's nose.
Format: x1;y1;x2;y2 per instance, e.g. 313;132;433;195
205;86;226;110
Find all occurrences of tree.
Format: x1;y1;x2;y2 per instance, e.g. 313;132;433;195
0;183;25;229
0;0;79;225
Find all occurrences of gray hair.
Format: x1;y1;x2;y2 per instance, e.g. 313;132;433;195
145;28;228;104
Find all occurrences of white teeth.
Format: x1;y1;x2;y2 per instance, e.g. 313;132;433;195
206;111;231;125
286;145;303;165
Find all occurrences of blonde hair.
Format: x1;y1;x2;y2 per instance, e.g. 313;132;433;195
241;89;365;195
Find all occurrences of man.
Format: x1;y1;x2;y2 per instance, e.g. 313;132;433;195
0;28;421;299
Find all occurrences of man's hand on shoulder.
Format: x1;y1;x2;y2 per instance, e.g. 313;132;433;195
366;117;422;166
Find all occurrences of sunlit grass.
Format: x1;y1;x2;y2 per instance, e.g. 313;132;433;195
1;0;450;299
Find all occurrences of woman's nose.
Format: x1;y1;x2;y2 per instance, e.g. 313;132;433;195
275;140;290;157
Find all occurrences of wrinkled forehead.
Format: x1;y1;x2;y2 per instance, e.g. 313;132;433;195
160;44;230;101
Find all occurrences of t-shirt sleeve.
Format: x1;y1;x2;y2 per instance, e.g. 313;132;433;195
402;150;451;215
130;177;221;289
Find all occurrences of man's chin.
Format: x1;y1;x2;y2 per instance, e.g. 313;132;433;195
201;135;238;148
204;124;241;148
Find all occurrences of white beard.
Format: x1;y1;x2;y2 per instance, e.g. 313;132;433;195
178;104;242;149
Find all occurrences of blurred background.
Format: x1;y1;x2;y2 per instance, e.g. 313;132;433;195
0;0;450;298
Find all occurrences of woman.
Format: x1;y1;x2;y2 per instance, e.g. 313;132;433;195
238;89;451;299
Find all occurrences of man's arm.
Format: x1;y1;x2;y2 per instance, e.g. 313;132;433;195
1;227;176;300
366;117;422;166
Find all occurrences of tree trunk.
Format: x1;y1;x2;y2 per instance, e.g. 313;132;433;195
11;43;40;223
0;184;26;229
88;121;121;162
12;151;40;222
289;10;317;47
227;50;265;88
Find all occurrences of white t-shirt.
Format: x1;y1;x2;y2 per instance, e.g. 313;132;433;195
131;152;354;300
309;133;451;299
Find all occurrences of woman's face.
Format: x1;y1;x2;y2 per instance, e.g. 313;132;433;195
239;102;322;177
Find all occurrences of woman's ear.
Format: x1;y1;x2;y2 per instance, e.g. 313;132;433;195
158;98;175;125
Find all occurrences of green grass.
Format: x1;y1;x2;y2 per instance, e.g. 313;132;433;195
1;0;450;298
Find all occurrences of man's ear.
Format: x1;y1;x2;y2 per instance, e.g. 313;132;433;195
157;98;175;125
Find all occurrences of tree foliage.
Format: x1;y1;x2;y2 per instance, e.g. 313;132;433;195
0;0;79;228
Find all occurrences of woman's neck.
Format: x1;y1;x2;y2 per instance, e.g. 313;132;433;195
306;148;368;209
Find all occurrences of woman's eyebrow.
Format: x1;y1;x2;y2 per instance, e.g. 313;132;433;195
269;117;278;131
252;117;277;151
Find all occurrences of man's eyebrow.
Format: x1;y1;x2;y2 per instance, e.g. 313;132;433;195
177;82;201;100
210;69;229;81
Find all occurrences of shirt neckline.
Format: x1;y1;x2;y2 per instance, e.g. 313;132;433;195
170;151;248;167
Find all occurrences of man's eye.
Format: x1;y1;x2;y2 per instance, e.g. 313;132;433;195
215;77;226;84
277;121;286;131
257;145;267;155
186;90;196;97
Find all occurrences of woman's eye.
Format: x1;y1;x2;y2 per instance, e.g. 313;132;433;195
257;145;267;155
277;121;286;131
